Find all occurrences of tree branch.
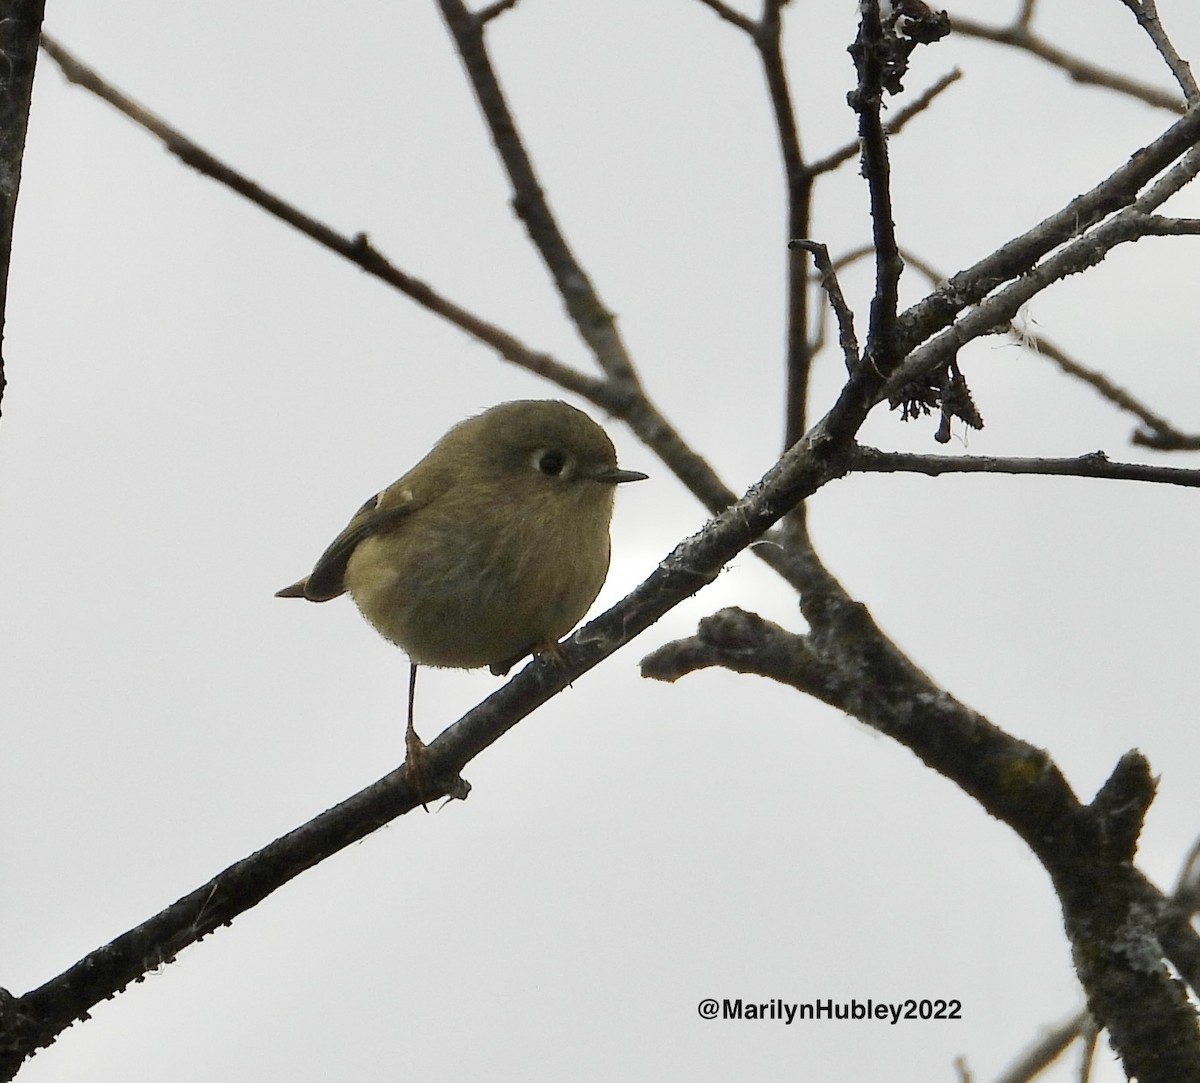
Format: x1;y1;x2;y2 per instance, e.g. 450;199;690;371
848;446;1200;489
435;0;641;391
848;1;905;375
894;101;1200;364
692;0;757;35
950;16;1187;114
1116;0;1199;102
37;34;604;401
751;0;812;451
641;607;1200;1081
0;353;884;1068
805;68;962;177
0;2;46;421
886;121;1200;402
789;240;859;372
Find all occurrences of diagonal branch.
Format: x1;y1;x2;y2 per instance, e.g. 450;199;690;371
892;102;1200;370
950;16;1187;114
1116;0;1199;102
693;0;756;35
435;0;641;391
889;246;1200;451
37;33;602;403
0;336;878;1069
789;240;859;372
805;68;962;177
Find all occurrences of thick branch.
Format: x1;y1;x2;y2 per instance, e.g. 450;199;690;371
642;608;1200;1082
849;1;904;375
886;197;1200;402
893;102;1200;363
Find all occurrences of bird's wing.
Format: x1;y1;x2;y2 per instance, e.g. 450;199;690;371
278;487;418;602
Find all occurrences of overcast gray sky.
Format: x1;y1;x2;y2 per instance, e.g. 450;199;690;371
3;2;1199;1080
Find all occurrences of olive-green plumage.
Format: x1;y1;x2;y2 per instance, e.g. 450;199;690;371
276;400;646;676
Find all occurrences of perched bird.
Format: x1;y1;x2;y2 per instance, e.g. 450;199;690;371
276;399;647;791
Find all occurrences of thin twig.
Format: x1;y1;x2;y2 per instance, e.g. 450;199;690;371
789;240;859;372
749;0;812;451
1025;328;1200;449
950;16;1186;114
692;0;757;35
475;0;519;26
37;34;602;401
1117;0;1199;102
806;69;963;177
436;0;641;391
990;1009;1091;1083
848;446;1200;489
1076;1019;1100;1083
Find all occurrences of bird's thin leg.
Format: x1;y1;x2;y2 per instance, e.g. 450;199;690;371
405;661;429;809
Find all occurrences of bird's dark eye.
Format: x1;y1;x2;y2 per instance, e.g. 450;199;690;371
535;449;566;477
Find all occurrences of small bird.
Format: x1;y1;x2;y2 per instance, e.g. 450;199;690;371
276;399;647;793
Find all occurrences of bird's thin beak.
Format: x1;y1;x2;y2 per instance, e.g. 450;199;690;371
590;465;649;485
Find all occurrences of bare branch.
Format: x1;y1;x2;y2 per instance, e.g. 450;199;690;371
1117;0;1199;102
436;0;641;391
890;102;1200;385
806;68;963;177
643;605;1200;1080
1;333;898;1064
752;1;812;450
692;0;757;35
1024;327;1200;449
990;1009;1091;1083
891;247;1200;450
950;16;1187;114
0;2;46;421
37;34;603;402
1139;214;1200;234
789;240;859;372
848;2;905;375
475;0;519;26
848;446;1200;489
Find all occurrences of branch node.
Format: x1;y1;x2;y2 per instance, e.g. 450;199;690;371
1090;751;1156;864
